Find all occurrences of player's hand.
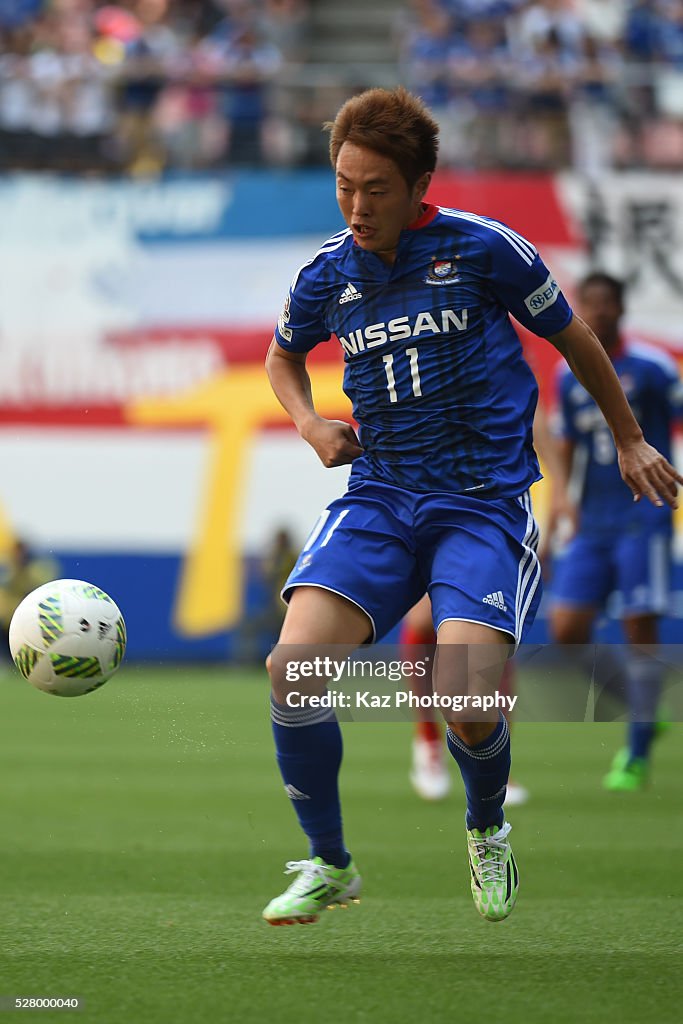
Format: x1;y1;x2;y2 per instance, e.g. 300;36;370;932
546;486;579;544
618;439;683;509
301;416;363;467
539;486;578;568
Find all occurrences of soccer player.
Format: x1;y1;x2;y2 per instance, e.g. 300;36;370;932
262;87;681;926
549;272;682;791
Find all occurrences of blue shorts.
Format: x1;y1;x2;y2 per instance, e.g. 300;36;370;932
551;529;670;616
283;479;542;644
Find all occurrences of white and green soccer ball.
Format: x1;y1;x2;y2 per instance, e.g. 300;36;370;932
9;579;126;697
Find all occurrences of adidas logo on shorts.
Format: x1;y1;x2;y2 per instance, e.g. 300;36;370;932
339;282;363;304
483;591;507;612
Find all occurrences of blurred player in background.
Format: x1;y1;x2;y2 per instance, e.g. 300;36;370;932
550;272;682;791
403;592;526;802
406;404;572;804
0;538;58;655
235;526;298;663
262;87;681;928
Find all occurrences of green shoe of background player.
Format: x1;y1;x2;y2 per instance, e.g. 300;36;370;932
467;821;518;922
602;749;649;791
262;856;361;925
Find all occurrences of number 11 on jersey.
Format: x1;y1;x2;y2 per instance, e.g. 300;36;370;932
382;348;422;403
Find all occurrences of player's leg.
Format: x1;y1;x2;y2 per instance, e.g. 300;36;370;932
424;489;543;921
263;483;424;924
549;532;627;719
402;595;449;800
263;587;370;925
602;613;663;791
434;620;518;922
603;531;671;791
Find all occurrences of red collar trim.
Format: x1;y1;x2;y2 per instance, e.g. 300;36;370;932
406;203;438;230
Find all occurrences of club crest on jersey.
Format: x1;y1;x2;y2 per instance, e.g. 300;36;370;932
425;256;460;285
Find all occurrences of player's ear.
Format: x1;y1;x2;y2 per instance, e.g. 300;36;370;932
413;172;431;204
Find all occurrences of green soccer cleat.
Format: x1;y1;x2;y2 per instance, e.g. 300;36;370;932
602;749;649;791
262;856;362;926
467;821;518;922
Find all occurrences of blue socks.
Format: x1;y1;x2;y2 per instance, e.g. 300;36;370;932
446;714;510;831
626;651;665;761
583;645;665;762
271;696;350;868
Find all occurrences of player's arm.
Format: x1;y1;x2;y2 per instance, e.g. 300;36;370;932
547;315;683;508
533;405;578;540
533;403;568;490
265;339;362;467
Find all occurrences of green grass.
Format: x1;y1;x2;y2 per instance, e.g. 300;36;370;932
0;665;681;1023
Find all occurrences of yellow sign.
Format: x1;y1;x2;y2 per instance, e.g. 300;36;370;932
127;362;346;636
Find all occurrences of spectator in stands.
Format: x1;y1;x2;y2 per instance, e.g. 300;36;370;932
399;0;454;113
0;0;43;31
259;0;309;61
0;22;36;167
26;5;115;170
569;30;622;177
117;0;184;173
513;0;586;59
575;0;625;45
199;11;282;165
624;0;664;62
644;0;683;166
515;24;576;167
447;14;513;167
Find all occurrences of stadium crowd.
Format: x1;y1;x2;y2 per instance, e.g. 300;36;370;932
3;0;683;172
399;0;683;171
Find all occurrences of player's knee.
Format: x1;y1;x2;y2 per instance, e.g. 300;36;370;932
266;643;297;704
548;618;581;643
446;718;499;747
550;616;587;645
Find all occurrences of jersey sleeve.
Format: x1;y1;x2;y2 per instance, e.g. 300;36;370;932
484;223;573;338
273;259;331;354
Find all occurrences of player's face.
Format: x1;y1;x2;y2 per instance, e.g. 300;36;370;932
577;282;623;347
335;142;430;262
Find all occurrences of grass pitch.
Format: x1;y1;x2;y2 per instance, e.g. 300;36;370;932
0;665;681;1024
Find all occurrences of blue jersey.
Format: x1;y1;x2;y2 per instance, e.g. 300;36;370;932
557;340;683;533
274;204;573;497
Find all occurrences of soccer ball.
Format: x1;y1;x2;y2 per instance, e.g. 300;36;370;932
9;579;126;697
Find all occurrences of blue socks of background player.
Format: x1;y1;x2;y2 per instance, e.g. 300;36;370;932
446;714;510;831
581;644;629;715
270;696;350;868
626;651;665;761
581;644;665;762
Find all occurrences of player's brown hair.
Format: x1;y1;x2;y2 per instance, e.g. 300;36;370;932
324;87;440;188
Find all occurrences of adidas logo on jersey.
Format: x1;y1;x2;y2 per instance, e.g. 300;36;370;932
284;783;311;801
339;282;363;304
483;591;507;612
